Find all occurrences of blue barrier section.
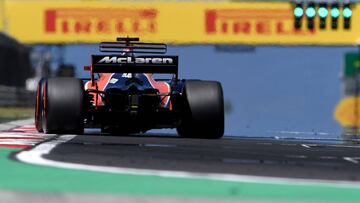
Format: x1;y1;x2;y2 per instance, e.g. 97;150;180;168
64;45;359;139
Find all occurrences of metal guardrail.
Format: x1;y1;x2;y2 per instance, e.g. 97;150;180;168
0;85;34;106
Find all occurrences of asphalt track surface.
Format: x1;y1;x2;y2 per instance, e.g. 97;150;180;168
44;133;360;182
3;121;360;203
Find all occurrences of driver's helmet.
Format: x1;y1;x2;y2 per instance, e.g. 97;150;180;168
120;48;132;56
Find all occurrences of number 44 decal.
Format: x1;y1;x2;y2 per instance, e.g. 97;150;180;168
122;73;132;78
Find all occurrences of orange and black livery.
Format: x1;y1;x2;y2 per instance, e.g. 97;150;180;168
35;37;224;139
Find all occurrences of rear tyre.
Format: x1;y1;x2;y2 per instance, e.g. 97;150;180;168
42;77;85;134
35;78;46;132
177;80;224;139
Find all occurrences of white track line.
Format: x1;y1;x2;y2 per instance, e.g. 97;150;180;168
0;133;42;138
343;157;360;164
301;144;311;149
15;135;360;189
0;140;39;145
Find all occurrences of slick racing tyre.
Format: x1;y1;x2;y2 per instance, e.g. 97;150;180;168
177;80;224;139
35;78;46;132
42;77;85;134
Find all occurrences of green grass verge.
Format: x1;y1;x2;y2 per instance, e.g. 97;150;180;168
2;148;360;202
0;107;33;123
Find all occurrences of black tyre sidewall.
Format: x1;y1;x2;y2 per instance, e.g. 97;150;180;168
43;77;85;134
35;78;46;132
177;80;224;139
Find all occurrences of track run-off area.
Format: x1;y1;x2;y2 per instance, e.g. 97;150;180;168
2;119;360;202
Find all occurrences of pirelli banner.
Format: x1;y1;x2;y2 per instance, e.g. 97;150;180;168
3;1;360;45
0;1;4;31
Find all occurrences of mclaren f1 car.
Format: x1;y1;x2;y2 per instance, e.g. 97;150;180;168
35;37;224;138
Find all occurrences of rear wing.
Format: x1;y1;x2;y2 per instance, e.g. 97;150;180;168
99;37;167;54
99;42;167;54
91;55;178;74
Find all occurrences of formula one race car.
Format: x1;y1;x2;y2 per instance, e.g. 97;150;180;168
35;37;224;139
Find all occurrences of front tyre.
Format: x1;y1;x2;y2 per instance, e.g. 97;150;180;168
177;80;224;139
42;77;85;134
